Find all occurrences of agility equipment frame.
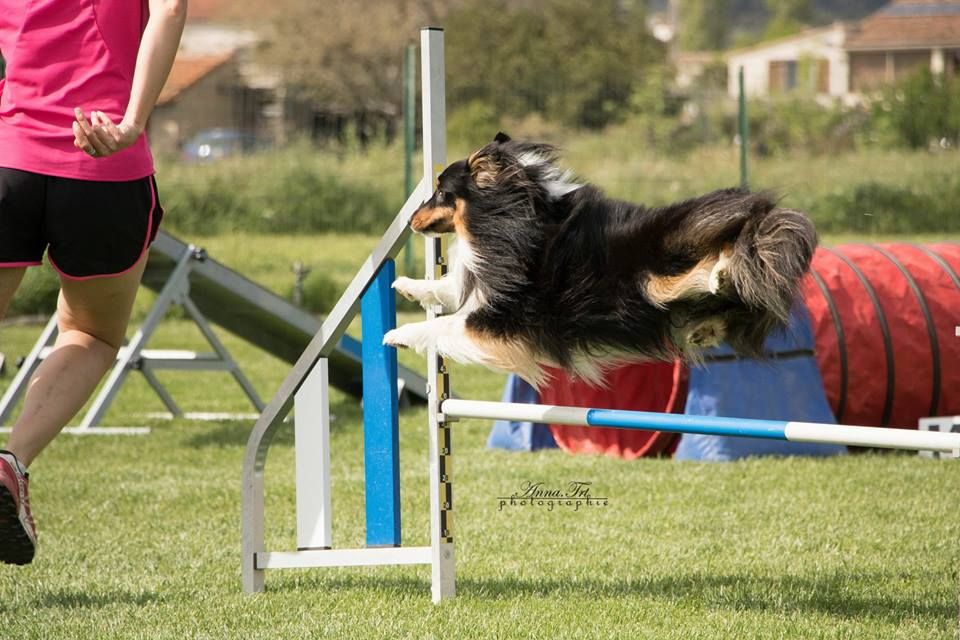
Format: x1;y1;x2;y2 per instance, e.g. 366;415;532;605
241;27;453;601
1;229;429;434
240;28;960;603
0;237;263;435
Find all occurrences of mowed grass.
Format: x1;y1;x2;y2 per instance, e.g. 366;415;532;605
1;231;959;639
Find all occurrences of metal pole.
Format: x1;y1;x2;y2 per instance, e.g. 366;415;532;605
403;44;417;276
420;26;455;604
738;65;748;189
441;400;960;455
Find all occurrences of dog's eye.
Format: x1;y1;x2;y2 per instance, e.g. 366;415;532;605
437;190;452;204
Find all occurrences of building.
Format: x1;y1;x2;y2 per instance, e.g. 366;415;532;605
726;22;849;99
149;52;239;157
725;0;960;100
147;0;280;157
845;0;960;91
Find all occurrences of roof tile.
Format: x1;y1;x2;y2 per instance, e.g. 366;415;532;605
157;52;234;105
847;1;960;49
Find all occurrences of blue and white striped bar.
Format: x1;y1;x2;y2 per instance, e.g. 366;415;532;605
441;400;960;454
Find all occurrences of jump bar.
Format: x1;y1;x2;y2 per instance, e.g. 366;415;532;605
441;400;960;454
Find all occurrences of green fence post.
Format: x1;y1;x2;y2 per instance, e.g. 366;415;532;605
739;65;748;190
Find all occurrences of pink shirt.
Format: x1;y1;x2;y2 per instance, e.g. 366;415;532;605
0;0;154;181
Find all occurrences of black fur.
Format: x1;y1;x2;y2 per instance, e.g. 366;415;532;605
418;134;818;379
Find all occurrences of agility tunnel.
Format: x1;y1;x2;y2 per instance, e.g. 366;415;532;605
803;242;960;428
490;242;960;459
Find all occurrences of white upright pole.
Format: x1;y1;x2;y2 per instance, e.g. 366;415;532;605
294;359;332;549
421;26;455;603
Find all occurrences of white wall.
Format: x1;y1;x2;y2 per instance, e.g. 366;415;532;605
726;23;848;99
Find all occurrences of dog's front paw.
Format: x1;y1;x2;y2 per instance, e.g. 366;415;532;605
392;276;421;302
383;328;410;350
392;276;441;308
383;324;432;353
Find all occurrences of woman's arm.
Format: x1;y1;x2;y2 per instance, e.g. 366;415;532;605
73;0;188;158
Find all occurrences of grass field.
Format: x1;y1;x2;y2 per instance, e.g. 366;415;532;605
1;231;959;639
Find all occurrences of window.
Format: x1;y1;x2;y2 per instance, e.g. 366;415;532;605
769;58;828;93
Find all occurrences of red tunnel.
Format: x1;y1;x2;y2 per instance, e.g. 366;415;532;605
802;242;960;429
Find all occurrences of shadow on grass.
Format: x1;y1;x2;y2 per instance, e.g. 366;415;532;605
181;397;365;448
267;570;955;624
183;420;294;449
0;587;160;612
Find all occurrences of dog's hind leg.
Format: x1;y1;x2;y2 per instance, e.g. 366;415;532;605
645;254;721;307
707;246;735;296
392;275;460;312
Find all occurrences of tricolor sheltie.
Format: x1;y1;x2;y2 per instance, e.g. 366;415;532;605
384;133;816;387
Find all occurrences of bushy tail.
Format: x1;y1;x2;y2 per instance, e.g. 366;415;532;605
727;207;817;324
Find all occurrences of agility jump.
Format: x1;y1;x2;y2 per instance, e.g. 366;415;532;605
241;28;960;603
440;400;960;453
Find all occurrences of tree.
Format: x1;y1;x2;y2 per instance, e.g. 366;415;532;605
445;0;663;129
235;0;449;115
234;0;663;134
763;0;813;39
677;0;731;51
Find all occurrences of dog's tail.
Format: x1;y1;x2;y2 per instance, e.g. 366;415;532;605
727;206;817;324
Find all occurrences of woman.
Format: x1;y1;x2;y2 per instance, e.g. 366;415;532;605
0;0;187;565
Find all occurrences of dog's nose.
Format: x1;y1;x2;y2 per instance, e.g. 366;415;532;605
410;207;428;232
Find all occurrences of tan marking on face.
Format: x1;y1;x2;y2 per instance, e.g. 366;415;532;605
452;198;471;239
410;205;456;233
645;255;719;307
465;325;545;387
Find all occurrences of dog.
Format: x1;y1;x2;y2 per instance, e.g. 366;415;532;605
384;133;817;388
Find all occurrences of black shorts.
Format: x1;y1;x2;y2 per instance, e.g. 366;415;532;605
0;167;163;279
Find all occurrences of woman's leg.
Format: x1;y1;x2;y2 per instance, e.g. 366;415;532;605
0;267;26;321
5;260;147;466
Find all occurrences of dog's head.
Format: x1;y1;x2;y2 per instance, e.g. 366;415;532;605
409;132;580;237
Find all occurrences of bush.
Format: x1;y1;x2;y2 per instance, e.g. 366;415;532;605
621;65;711;156
741;97;865;156
7;263;59;318
447;101;501;151
162;175;249;235
287;269;342;315
869;68;960;150
813;176;960;234
158;148;398;236
261;169;389;234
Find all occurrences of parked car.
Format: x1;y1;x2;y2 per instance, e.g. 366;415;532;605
181;128;264;162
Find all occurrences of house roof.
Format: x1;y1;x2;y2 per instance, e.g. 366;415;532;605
845;1;960;50
187;0;236;22
724;24;842;58
157;52;234;105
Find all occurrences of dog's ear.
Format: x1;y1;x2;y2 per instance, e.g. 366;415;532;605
494;132;511;144
467;148;501;188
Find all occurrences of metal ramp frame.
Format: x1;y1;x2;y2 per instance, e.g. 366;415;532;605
0;232;429;434
0;242;264;434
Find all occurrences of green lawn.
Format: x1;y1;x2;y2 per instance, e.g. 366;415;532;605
1;232;958;639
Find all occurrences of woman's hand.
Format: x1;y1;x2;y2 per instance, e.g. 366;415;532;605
72;108;142;158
